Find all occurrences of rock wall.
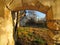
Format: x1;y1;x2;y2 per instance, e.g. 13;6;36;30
52;0;60;20
0;0;14;45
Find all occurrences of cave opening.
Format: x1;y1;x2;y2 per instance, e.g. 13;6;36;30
20;10;47;28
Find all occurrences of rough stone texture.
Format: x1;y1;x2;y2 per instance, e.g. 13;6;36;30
0;0;14;45
7;0;60;20
0;0;60;45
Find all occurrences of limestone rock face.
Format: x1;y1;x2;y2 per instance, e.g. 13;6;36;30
0;0;14;45
51;0;60;20
0;0;60;45
6;0;60;20
0;15;14;45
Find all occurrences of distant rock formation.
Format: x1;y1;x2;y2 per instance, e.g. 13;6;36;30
20;12;46;26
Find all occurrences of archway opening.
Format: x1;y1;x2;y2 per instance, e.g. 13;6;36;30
20;10;47;28
11;6;53;45
10;1;53;45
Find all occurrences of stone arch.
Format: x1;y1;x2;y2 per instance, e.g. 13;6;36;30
12;5;54;45
7;0;54;45
7;0;54;30
8;0;54;30
10;1;53;29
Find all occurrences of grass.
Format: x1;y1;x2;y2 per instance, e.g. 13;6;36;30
17;27;46;45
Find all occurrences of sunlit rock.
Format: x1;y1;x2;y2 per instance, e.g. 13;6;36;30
0;0;14;45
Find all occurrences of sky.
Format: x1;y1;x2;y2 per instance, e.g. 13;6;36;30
34;11;46;19
26;10;46;19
